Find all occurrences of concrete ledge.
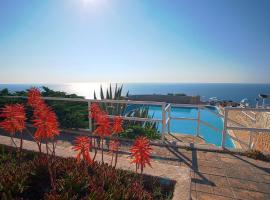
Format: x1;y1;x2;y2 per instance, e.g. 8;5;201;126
0;135;191;200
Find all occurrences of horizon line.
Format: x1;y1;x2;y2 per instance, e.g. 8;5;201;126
1;82;270;85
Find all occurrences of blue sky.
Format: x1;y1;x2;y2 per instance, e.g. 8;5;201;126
0;0;270;83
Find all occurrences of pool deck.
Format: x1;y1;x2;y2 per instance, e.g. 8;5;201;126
0;129;270;200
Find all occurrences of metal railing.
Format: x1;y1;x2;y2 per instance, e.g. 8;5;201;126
1;96;270;152
1;96;219;143
2;96;168;141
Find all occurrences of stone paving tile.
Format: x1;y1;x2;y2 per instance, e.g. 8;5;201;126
191;191;197;200
257;174;270;184
220;157;250;166
196;165;226;176
191;182;196;191
197;160;223;169
204;152;221;161
158;148;270;200
228;178;270;194
196;191;234;200
202;174;231;188
196;151;221;161
233;188;270;200
196;182;214;194
249;165;270;177
212;186;235;198
218;153;238;159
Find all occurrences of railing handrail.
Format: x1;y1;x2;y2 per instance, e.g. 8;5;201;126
107;115;162;123
1;95;166;106
225;106;270;112
170;103;208;108
226;126;270;132
1;95;167;141
241;111;256;122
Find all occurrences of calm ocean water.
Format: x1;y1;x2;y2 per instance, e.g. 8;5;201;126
0;83;270;106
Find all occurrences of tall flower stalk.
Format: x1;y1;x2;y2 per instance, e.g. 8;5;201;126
109;139;120;166
111;116;123;167
89;103;124;166
0;104;26;156
130;136;152;174
89;103;101;157
27;88;60;190
93;113;111;163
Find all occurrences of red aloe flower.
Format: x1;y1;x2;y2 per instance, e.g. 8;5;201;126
0;104;26;135
93;113;111;137
72;136;92;165
112;116;124;134
28;88;45;108
32;105;59;140
89;103;102;120
130;136;152;174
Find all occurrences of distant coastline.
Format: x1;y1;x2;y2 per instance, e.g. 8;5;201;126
0;83;270;106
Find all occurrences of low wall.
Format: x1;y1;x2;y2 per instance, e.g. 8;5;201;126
128;94;201;104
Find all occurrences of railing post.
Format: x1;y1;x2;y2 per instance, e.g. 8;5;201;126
162;103;166;143
248;131;253;150
221;108;228;148
88;101;92;132
196;107;201;137
168;104;171;134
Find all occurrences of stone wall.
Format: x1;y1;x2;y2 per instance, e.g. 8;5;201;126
127;94;201;104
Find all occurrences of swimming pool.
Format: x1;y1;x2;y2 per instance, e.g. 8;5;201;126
147;106;234;148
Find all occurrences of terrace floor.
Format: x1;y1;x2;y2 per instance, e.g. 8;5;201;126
185;149;270;200
151;140;270;200
0;129;270;200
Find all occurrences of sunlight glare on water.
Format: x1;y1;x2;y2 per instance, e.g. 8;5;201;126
65;82;110;99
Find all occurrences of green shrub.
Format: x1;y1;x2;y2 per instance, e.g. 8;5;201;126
120;125;161;140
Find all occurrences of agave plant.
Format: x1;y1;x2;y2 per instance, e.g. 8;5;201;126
94;84;128;116
125;105;158;129
94;84;158;131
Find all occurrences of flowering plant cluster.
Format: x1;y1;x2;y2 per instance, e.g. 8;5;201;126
72;103;152;173
0;90;153;192
0;90;170;199
0;88;60;190
72;103;123;166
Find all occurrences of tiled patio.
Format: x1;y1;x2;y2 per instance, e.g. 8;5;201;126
187;150;269;200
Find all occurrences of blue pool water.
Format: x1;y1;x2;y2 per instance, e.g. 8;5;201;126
147;106;234;148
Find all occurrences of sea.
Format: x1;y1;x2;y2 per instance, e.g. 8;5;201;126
0;83;270;106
